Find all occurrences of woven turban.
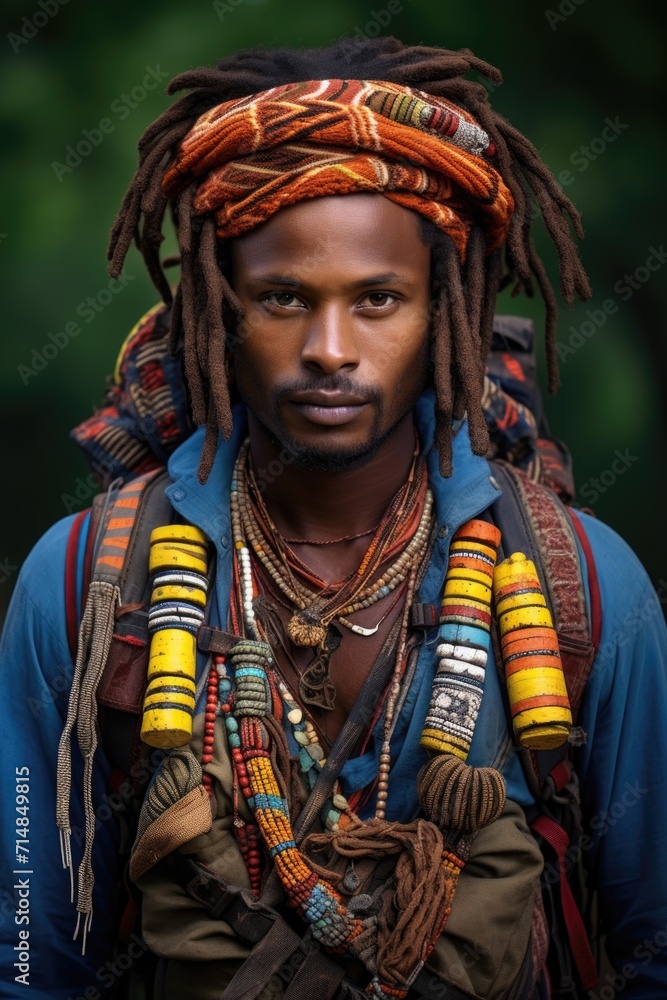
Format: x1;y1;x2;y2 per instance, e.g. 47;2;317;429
162;78;514;261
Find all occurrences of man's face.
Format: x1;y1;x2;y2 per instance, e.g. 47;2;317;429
229;193;432;470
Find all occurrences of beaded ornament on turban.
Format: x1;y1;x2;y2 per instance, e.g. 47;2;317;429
162;78;515;261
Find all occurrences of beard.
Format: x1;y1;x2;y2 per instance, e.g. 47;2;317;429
241;371;423;473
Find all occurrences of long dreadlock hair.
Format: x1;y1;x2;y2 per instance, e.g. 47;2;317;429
107;37;591;481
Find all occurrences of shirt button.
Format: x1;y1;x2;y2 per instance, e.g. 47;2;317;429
489;476;501;490
172;488;186;502
438;525;448;539
220;535;229;548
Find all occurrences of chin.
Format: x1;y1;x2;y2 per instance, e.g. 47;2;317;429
267;423;392;473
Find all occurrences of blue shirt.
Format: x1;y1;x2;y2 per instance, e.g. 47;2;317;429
1;394;666;998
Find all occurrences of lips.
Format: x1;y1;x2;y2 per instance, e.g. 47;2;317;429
289;391;370;427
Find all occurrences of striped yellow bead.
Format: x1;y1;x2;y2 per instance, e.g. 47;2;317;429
441;595;492;615
498;606;553;632
147;629;197;681
140;707;194;748
496;591;546;615
450;540;497;559
420;729;469;760
150;525;207;545
150;584;207;608
145;674;196;694
506;667;569;701
446;566;494;586
143;689;195;711
512;713;572;749
149;541;208;575
493;552;533;586
515;724;572;750
443;578;492;602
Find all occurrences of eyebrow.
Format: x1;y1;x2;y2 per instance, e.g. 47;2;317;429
246;271;412;289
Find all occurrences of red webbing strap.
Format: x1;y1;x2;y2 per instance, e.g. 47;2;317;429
81;501;99;615
531;815;598;990
566;509;602;654
64;509;88;660
549;760;571;795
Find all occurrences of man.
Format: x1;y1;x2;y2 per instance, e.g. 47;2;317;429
1;36;666;1000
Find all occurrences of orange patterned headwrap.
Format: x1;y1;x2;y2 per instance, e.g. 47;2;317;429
162;78;515;261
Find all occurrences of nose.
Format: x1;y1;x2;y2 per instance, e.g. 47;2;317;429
300;303;360;376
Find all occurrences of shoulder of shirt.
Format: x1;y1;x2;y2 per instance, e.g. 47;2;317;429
571;508;658;608
10;513;83;643
570;508;665;670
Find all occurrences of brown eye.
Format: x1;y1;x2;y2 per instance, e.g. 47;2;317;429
262;292;304;308
359;292;397;308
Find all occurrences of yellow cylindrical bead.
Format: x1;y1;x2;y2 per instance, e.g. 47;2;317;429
143;689;195;711
506;667;569;701
441;595;493;615
149;544;207;575
144;675;196;698
511;718;571;749
446;566;494;586
496;590;547;615
497;605;553;631
142;519;208;750
494;551;572;752
147;629;197;680
420;729;469;760
150;585;207;607
443;578;492;602
149;525;208;575
141;707;195;748
150;525;207;545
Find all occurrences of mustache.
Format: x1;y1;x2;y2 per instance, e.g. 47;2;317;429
273;374;383;406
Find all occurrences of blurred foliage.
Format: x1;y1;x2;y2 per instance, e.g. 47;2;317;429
0;0;666;621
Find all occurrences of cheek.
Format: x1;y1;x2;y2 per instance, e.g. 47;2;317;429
233;328;286;387
368;307;431;389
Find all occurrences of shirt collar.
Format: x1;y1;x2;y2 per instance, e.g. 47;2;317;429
165;389;502;546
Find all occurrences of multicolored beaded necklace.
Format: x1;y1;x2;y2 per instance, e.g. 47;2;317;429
234;439;432;644
232;438;433;713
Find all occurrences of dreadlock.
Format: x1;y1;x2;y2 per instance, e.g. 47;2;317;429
107;36;591;481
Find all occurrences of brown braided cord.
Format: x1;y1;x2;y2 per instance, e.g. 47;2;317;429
303;816;470;992
417;755;506;833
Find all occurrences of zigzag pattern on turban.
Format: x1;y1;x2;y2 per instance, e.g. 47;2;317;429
161;78;514;261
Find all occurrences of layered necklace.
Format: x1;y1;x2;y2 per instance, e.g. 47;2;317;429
230;437;434;711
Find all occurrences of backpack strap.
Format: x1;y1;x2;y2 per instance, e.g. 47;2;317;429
489;460;601;994
490;461;598;728
566;507;602;654
95;468;174;717
65;509;90;661
64;494;106;661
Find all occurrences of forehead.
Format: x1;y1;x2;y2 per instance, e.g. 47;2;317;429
229;193;428;277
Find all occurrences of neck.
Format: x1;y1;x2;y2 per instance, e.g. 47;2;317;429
247;413;418;541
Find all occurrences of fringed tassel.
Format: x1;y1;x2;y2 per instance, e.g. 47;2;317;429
56;579;120;954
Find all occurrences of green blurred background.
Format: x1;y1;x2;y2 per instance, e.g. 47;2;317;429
1;0;666;622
